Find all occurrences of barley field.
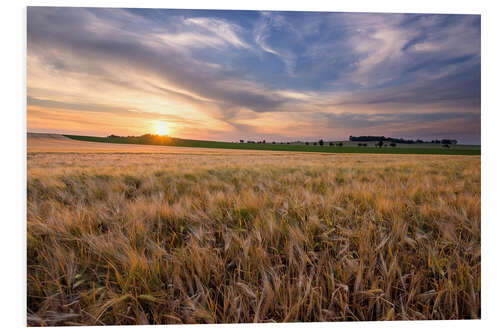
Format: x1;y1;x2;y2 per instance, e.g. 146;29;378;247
27;148;481;325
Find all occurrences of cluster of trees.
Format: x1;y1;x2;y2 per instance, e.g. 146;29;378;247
236;136;458;149
433;139;458;144
349;136;457;144
373;141;399;148
301;140;343;146
349;136;414;143
240;140;293;144
241;139;268;144
241;139;345;147
241;138;349;147
239;138;453;149
107;134;173;145
306;139;328;146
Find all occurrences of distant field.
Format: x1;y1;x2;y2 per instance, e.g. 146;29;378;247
28;133;274;154
27;140;480;324
64;134;481;156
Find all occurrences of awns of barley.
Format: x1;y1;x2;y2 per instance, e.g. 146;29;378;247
27;153;480;325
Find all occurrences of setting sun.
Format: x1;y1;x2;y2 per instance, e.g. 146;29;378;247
154;121;169;136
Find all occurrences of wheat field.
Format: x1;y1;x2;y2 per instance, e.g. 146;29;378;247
27;149;480;325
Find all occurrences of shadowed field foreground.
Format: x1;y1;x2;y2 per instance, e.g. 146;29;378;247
27;152;480;325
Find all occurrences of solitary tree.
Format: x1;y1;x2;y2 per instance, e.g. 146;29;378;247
319;139;324;146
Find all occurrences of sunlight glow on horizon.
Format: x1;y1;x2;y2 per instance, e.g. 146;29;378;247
154;121;170;136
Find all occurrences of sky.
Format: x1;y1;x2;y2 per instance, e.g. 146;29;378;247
27;7;481;144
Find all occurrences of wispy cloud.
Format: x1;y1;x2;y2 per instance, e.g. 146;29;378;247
155;17;249;51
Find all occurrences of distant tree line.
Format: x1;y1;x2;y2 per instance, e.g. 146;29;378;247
107;134;173;145
241;139;296;145
349;136;458;145
240;138;345;146
106;134;458;149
